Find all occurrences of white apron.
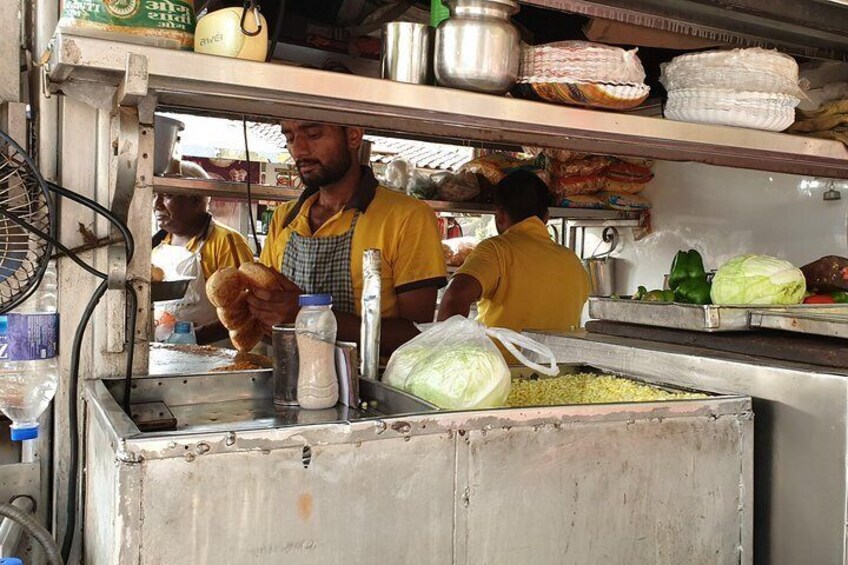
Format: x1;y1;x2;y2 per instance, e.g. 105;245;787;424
152;220;228;346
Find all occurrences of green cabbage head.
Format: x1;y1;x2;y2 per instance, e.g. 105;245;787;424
711;254;806;305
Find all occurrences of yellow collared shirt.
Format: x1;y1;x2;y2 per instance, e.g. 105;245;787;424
260;186;447;317
161;220;254;280
457;217;589;333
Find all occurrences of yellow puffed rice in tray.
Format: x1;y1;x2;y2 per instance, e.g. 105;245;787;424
506;373;708;408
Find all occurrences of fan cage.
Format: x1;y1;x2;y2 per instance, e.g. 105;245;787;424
0;129;55;314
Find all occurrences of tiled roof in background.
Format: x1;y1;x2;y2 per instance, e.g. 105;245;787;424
250;122;474;171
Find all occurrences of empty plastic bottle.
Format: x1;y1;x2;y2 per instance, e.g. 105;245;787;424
0;263;59;441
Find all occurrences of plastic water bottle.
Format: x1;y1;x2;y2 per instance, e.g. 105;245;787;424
166;321;197;345
0;263;59;441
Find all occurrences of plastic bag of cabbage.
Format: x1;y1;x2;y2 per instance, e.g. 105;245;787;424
711;254;806;305
383;316;558;410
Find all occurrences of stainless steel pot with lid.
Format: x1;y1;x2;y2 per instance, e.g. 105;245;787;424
434;0;520;94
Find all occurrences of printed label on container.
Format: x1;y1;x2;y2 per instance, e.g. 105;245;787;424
59;0;196;49
0;314;59;361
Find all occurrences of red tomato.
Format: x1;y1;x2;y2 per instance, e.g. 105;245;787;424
804;294;836;304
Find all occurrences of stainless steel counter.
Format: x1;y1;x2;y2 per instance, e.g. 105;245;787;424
84;366;751;564
527;330;848;565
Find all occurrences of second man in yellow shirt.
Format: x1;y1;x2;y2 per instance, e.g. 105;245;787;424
438;170;589;337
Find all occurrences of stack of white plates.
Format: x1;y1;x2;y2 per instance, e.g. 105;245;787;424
660;48;802;132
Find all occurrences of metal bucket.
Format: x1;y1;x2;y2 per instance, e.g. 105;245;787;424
582;227;619;297
583;257;618;297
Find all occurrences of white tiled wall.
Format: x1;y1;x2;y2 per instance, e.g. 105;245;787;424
596;161;848;294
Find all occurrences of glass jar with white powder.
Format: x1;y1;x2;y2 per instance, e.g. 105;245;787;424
295;294;338;410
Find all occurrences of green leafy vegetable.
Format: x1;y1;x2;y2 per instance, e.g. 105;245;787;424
711;254;806;305
387;345;510;409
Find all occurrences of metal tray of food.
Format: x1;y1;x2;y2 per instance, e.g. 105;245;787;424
151;277;194;302
589;297;848;333
749;307;848;339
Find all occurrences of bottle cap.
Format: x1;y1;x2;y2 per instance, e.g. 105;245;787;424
0;558;24;565
298;294;333;307
10;425;38;441
174;321;193;334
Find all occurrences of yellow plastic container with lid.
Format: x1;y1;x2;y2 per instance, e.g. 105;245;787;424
194;6;268;61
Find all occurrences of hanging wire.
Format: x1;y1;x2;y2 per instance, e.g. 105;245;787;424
242;117;262;254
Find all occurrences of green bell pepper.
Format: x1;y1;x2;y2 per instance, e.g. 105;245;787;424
632;286;648;301
832;291;848;304
669;250;706;291
674;278;713;305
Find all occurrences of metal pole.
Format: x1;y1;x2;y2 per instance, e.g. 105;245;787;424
360;249;382;380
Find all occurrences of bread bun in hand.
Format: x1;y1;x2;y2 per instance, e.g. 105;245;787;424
206;267;248;307
238;262;283;291
229;319;265;352
151;265;165;282
216;305;251;331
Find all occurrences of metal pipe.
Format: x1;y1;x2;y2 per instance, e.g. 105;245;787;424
360;249;382;380
0;496;33;558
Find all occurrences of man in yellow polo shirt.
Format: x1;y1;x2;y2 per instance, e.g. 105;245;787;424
438;170;589;337
152;190;254;345
249;121;447;354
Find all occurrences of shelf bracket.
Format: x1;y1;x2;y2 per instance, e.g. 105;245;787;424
115;53;149;108
104;52;155;358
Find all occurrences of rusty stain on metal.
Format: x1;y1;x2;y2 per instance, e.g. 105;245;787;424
391;421;412;435
297;493;313;521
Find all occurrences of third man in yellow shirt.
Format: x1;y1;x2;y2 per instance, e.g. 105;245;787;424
438;170;589;335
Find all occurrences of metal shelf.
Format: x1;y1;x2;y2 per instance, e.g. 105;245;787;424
152;176;300;201
47;32;848;179
152;175;639;222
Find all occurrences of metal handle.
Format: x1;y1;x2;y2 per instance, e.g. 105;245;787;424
240;1;263;37
587;226;620;259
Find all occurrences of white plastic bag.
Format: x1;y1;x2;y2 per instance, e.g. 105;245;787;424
383;316;557;410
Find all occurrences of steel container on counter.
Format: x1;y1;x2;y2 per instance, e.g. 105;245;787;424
271;324;298;406
434;0;520;94
527;330;848;565
84;364;751;564
381;22;433;85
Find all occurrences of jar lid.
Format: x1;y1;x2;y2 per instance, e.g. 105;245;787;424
299;294;333;307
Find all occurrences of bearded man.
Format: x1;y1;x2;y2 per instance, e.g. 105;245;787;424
250;122;446;354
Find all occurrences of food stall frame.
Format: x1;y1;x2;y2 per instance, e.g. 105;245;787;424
20;1;848;562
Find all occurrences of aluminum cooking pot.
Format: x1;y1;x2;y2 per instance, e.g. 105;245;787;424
434;0;520;94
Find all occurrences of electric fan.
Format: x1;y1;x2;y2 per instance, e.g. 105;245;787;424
0;129;54;314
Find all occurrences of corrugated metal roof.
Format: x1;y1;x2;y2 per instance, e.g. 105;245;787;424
250;122;473;171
